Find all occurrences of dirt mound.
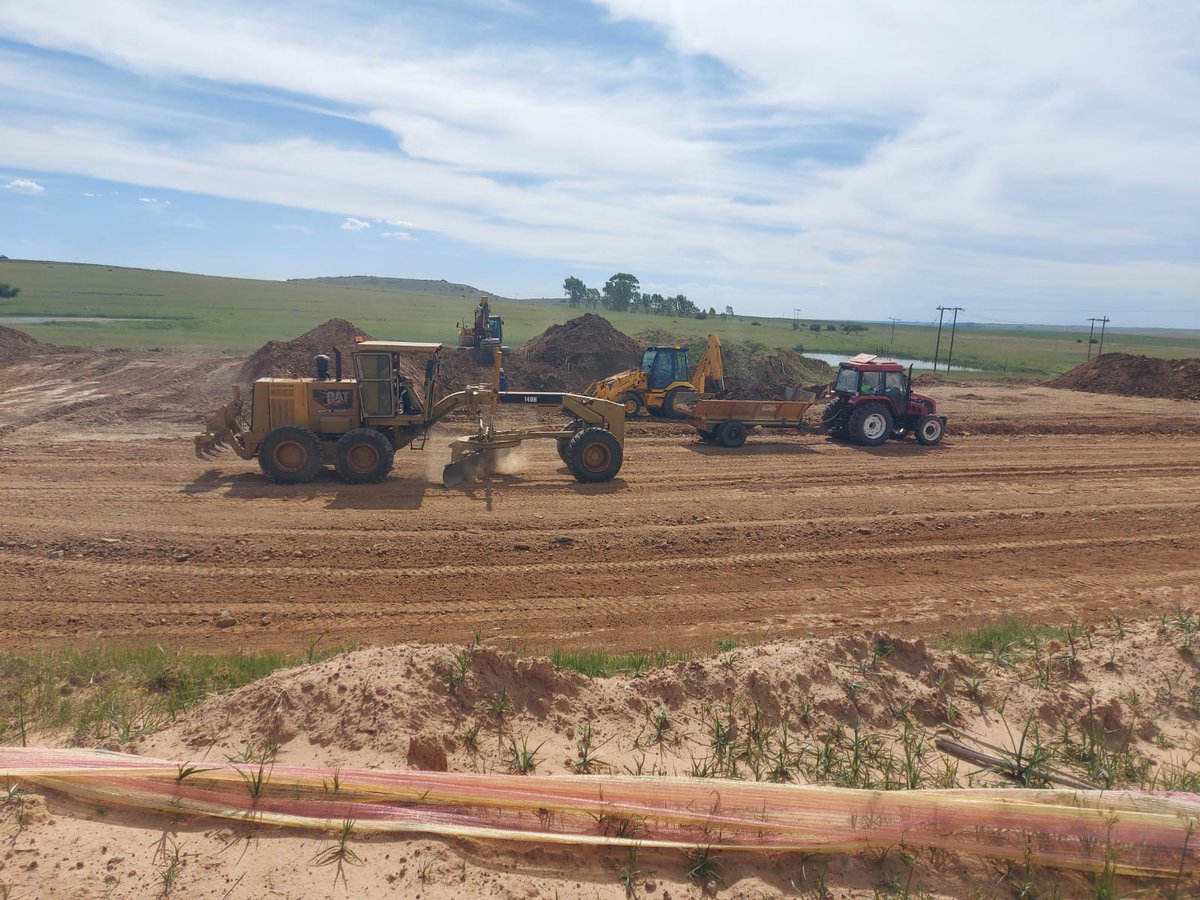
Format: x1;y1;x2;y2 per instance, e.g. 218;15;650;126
520;314;642;386
1048;353;1200;400
725;346;834;399
0;324;54;363
238;318;373;384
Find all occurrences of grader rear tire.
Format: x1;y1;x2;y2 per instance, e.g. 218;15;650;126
259;426;323;485
334;428;394;483
566;427;623;483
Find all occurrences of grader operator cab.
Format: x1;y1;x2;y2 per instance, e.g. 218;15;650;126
194;341;626;487
819;354;946;446
584;333;725;419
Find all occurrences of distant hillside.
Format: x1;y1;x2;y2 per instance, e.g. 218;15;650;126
288;276;488;298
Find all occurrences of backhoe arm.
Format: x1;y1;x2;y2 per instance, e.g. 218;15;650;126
691;334;725;393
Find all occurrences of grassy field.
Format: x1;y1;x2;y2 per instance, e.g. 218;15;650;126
2;259;1197;375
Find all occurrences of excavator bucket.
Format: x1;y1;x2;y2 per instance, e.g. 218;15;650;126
667;390;708;416
193;390;247;460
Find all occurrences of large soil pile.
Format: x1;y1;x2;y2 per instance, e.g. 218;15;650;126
1049;352;1200;400
520;313;641;385
725;345;834;399
0;324;54;363
238;318;373;384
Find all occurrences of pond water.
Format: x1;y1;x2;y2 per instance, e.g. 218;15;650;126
1;316;160;325
802;351;980;372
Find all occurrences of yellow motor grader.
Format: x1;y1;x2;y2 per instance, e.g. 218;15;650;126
584;333;725;419
194;341;626;487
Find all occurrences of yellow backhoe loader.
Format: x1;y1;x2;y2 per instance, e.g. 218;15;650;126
195;342;625;487
583;333;725;419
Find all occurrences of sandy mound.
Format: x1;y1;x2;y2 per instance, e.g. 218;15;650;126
1048;352;1200;401
521;314;642;386
8;618;1161;896
724;345;834;399
0;324;54;363
238;318;373;384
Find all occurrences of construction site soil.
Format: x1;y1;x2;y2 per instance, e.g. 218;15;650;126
1048;351;1200;400
2;326;1200;897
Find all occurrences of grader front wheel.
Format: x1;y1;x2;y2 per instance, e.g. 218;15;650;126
566;427;623;483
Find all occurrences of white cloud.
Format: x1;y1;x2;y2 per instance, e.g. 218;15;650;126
82;191;96;198
3;178;44;194
0;1;1196;323
138;196;169;211
381;231;412;240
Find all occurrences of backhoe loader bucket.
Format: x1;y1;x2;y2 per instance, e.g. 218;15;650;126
667;390;708;416
193;389;247;460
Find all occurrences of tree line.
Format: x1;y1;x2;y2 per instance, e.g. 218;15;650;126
563;274;732;319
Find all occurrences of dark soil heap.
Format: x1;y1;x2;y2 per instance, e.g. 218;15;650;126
0;325;54;363
520;314;642;386
723;346;834;399
238;319;373;384
1048;353;1200;401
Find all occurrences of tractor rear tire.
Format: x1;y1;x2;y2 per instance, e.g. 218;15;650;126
259;426;323;485
915;415;945;446
661;387;688;420
619;392;645;419
847;404;893;447
335;428;394;483
822;400;849;438
716;419;747;448
566;427;623;483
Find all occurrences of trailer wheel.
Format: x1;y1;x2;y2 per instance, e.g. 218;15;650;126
335;428;394;483
618;392;644;419
716;419;747;448
567;427;623;482
848;404;893;447
915;415;945;445
697;429;716;442
259;426;323;485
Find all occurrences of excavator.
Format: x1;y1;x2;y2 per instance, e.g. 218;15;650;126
194;341;626;487
584;333;725;419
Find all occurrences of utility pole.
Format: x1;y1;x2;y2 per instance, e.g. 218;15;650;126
944;307;964;373
1086;316;1110;360
933;307;947;372
888;317;899;351
793;308;801;331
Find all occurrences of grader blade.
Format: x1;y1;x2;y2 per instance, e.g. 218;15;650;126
442;459;467;488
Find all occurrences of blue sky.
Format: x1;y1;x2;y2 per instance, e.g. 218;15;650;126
1;0;1198;327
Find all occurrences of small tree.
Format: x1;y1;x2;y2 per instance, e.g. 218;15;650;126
602;273;640;313
563;276;586;308
824;324;836;332
584;288;601;310
723;305;734;319
808;322;821;333
0;283;19;299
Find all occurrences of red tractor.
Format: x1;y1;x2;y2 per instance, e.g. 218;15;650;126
820;354;946;446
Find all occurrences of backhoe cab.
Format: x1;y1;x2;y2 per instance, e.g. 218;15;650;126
585;333;725;419
819;354;946;446
194;341;626;487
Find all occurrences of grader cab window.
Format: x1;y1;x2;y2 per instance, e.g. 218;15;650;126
355;352;394;417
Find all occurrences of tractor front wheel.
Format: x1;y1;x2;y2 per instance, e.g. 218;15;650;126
619;392;645;419
335;428;394;483
716;419;747;448
259;426;323;484
847;404;893;447
566;427;623;483
915;415;945;446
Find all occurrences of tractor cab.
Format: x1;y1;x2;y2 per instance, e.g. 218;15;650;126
641;346;692;391
822;354;946;446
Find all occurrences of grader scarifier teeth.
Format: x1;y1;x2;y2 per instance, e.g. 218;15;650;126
193;398;245;460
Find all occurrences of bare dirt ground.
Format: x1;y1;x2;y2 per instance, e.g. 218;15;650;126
1;348;1200;898
0;353;1198;653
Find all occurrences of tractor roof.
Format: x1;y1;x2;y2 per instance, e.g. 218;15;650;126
355;340;444;354
842;353;904;371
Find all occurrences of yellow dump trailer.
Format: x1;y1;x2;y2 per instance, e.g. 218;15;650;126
685;391;815;447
